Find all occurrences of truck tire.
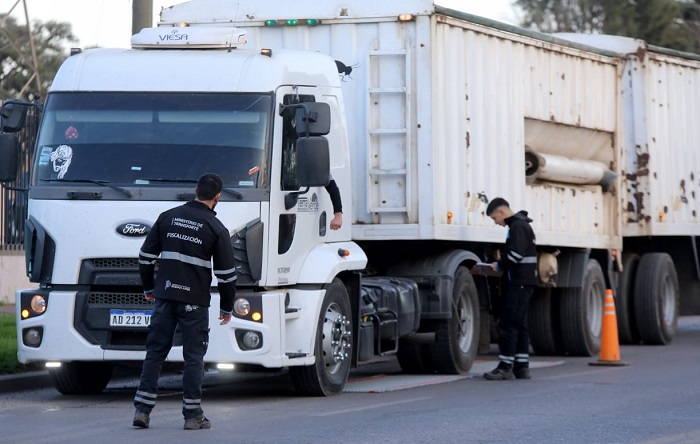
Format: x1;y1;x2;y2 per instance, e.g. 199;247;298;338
616;253;640;344
529;288;564;355
559;259;605;356
634;253;679;345
49;361;113;395
289;279;352;396
429;266;479;374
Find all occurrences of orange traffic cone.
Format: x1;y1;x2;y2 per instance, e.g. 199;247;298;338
590;289;629;367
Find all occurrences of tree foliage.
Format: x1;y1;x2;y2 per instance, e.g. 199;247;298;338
0;15;77;100
679;0;700;51
515;0;699;52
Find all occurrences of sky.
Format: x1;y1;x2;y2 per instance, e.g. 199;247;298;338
1;0;518;49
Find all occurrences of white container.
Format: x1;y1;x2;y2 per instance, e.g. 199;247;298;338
556;34;700;238
162;1;624;249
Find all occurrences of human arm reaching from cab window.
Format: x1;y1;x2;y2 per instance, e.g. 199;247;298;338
325;178;343;230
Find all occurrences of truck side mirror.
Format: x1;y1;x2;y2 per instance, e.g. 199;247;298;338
1;102;30;133
294;102;331;136
296;137;330;187
0;133;19;183
284;137;330;210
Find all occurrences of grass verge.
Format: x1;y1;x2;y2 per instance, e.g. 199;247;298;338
0;314;42;374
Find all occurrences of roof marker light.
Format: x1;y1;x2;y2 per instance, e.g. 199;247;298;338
265;18;320;27
398;14;416;21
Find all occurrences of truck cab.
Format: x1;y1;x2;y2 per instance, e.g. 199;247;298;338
1;26;367;395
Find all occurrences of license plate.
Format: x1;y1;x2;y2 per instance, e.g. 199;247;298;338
109;309;152;327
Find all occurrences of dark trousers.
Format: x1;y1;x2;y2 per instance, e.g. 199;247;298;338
134;298;210;419
497;285;534;369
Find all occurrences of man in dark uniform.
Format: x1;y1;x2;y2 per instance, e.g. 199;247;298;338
132;173;237;429
483;197;538;380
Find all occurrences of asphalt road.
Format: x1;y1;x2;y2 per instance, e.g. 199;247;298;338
1;317;699;444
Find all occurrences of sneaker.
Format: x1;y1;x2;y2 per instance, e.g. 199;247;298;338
184;416;211;430
514;367;531;380
133;411;150;428
483;367;515;380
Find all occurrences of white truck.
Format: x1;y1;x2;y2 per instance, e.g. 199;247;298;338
0;0;698;395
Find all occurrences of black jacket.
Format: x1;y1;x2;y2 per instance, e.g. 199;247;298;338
139;200;237;312
497;210;538;286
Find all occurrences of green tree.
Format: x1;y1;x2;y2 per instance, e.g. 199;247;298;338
0;15;76;100
515;0;696;51
515;0;607;33
678;0;700;52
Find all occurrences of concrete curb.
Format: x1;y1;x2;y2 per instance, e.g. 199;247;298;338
0;370;51;393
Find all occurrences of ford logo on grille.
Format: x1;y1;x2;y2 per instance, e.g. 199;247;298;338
117;222;151;237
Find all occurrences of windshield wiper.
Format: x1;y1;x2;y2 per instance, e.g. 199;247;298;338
137;178;243;200
137;178;197;183
222;187;243;200
41;178;133;198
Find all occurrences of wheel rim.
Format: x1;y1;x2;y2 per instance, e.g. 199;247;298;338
456;292;475;353
321;302;351;375
660;274;676;328
587;281;604;337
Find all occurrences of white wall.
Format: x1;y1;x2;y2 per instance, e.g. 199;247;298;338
0;250;31;303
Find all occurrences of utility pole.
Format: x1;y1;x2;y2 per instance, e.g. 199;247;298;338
132;0;154;36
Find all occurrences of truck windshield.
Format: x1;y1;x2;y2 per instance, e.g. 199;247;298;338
33;92;272;188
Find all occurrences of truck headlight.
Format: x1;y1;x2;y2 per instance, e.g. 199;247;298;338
30;295;46;314
234;298;250;316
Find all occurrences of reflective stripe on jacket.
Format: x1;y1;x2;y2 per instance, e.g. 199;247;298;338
139;200;237;312
497;210;538;286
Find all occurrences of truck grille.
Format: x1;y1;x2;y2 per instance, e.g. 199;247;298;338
87;258;140;269
88;291;153;307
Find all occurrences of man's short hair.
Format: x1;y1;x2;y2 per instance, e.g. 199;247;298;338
486;197;510;216
196;173;223;200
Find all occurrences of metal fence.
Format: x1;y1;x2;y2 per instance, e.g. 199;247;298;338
1;106;38;250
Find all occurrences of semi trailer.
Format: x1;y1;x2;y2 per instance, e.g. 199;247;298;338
0;0;698;395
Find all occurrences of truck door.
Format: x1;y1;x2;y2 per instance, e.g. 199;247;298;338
269;88;329;286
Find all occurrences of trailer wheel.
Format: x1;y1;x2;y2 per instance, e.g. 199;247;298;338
429;266;479;374
634;253;679;345
616;253;640;344
559;259;605;356
49;361;113;395
529;288;564;355
289;279;352;396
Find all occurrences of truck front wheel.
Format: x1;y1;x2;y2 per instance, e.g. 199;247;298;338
49;361;113;395
289;279;352;396
429;266;479;374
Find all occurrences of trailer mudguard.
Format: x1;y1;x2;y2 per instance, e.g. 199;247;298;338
296;241;368;284
555;249;590;288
